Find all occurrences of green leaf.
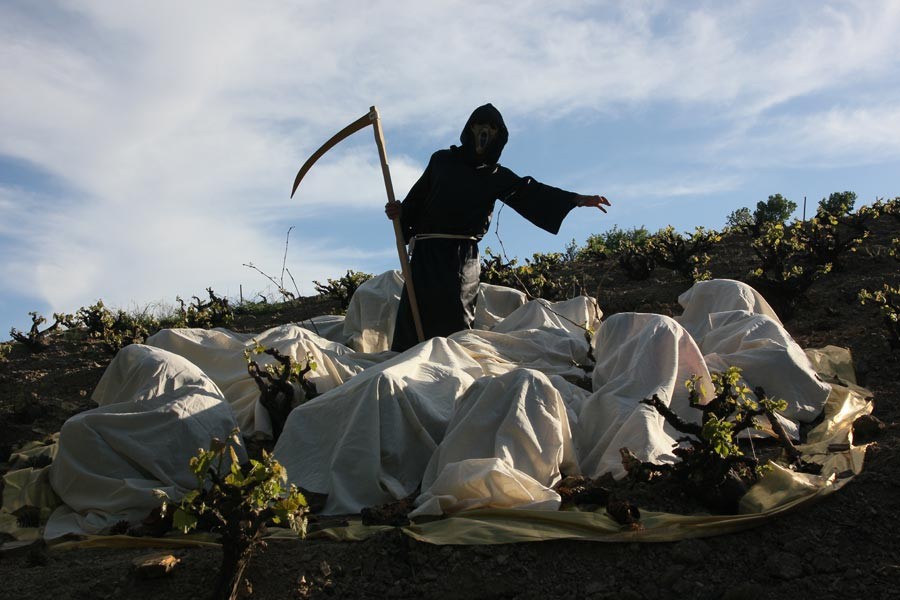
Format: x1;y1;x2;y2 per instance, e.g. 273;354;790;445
181;489;200;506
701;415;739;459
173;508;199;533
189;449;215;481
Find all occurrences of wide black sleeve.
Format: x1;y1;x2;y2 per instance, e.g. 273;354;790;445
399;154;434;244
494;166;579;235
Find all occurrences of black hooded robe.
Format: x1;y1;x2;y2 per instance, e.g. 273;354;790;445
391;104;579;352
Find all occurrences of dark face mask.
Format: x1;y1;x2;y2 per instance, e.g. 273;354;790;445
469;123;499;156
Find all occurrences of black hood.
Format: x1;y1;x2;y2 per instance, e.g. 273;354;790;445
457;103;509;165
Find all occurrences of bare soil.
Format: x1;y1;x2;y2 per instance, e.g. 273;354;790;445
1;221;898;600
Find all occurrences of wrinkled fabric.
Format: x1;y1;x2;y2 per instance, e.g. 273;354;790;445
298;314;349;346
147;325;386;437
473;283;528;330
344;275;529;353
273;338;484;514
46;345;244;539
576;313;714;479
343;270;403;352
43;276;837;530
449;297;600;381
676;278;831;433
492;297;601;336
411;459;563;518
676;278;782;344
700;310;830;423
411;369;578;517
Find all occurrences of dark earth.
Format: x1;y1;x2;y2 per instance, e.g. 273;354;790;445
1;213;898;599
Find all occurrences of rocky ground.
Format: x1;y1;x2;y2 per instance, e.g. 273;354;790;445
1;217;898;599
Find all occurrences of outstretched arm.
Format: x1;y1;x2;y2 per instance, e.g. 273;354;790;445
573;194;612;213
497;167;612;235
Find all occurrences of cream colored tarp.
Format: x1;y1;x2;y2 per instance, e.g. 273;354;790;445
28;276;862;541
342;270;403;353
37;377;867;548
43;344;246;539
411;369;580;518
274;337;484;514
274;294;601;514
146;325;390;437
297;314;349;346
577;313;715;480
676;278;783;342
676;279;831;438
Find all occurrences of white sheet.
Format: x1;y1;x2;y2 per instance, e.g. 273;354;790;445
676;278;782;344
412;368;578;517
473;283;528;329
46;344;244;539
449;297;598;381
576;312;714;479
146;324;388;437
676;278;830;431
45;276;833;530
343;270;403;353
273;338;484;514
699;310;830;422
297;314;349;345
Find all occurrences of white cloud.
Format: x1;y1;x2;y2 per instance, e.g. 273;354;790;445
290;148;424;212
606;174;743;200
713;104;900;168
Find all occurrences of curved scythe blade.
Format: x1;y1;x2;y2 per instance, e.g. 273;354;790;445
291;110;375;198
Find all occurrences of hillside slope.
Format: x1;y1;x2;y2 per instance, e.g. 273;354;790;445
1;215;898;599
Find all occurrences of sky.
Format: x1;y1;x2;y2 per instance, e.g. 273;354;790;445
2;0;899;338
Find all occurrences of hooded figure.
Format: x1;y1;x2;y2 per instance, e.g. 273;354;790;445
390;103;607;352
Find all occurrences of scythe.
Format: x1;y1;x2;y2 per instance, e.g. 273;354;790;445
291;106;424;343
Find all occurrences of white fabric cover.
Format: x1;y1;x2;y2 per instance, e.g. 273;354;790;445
449;297;598;381
676;279;830;428
473;283;528;329
273;338;484;514
45;275;834;529
699;311;830;423
676;278;782;344
412;368;578;517
46;344;243;539
576;313;714;480
450;328;591;380
492;297;602;336
146;325;386;437
342;270;403;352
340;272;589;352
411;459;561;517
298;314;349;345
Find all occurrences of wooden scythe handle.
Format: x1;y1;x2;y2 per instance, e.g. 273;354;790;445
369;106;425;343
